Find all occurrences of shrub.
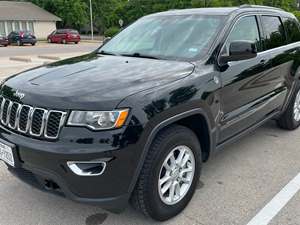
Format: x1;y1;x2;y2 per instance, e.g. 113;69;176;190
104;27;120;37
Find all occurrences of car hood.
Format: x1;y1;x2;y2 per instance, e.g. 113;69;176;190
3;53;195;110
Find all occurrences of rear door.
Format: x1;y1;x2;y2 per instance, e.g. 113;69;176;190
260;15;291;92
218;14;288;143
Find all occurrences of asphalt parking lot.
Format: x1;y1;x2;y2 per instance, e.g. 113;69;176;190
0;42;100;78
0;43;299;225
0;41;100;57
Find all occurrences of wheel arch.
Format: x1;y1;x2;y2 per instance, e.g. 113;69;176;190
128;108;213;196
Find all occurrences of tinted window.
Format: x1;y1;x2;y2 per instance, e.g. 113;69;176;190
223;16;261;54
70;30;79;34
282;17;300;43
261;16;286;50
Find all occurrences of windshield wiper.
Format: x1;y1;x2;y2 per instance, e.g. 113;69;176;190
98;50;118;56
121;52;160;60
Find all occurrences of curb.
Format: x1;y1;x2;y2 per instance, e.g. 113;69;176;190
9;57;31;63
81;40;103;44
38;55;61;60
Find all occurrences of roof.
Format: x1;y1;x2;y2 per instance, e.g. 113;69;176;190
150;7;239;16
0;1;61;21
147;5;293;17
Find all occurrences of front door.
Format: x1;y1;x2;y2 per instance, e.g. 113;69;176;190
218;15;288;143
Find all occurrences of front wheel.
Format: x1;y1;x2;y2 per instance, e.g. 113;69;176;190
277;82;300;130
131;125;201;221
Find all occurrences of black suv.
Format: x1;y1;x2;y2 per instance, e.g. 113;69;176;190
7;31;37;46
1;5;300;221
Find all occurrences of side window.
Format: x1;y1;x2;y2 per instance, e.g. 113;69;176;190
282;17;300;43
261;16;286;50
223;16;261;55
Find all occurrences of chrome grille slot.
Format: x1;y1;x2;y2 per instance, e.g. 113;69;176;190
1;99;11;125
8;102;20;129
0;96;66;140
45;111;65;139
30;108;46;136
18;105;31;133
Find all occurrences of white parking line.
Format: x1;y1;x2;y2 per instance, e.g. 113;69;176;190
246;172;300;225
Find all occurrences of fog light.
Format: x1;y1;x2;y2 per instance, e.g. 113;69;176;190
67;161;106;176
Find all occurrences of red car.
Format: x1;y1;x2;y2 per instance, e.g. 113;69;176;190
47;29;80;44
0;35;8;47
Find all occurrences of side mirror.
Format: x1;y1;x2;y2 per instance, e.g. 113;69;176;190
103;37;111;45
219;41;257;65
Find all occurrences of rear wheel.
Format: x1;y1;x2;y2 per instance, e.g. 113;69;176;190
131;125;201;221
277;81;300;130
75;41;78;44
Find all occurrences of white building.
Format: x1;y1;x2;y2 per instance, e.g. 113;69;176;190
0;1;61;39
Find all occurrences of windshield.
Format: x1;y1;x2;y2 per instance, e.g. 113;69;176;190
99;15;226;61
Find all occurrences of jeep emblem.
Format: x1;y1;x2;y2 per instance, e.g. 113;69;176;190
13;90;25;99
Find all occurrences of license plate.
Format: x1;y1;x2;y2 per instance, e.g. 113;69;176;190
0;141;14;167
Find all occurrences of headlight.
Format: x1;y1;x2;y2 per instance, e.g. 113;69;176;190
67;109;129;130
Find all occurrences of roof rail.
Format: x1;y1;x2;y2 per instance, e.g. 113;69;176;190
239;4;285;11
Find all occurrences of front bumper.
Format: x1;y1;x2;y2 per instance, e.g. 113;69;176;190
0;124;143;212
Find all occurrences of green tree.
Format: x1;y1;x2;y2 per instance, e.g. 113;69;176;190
31;0;88;30
17;0;300;34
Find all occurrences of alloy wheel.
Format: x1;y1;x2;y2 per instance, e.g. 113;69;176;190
158;145;195;205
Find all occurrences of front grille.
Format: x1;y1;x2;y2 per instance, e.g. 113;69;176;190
0;96;66;139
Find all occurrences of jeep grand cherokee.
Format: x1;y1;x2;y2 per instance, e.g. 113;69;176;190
1;5;300;221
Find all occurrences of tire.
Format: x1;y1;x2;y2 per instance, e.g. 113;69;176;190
47;38;52;43
75;42;78;44
277;81;300;130
31;43;36;46
130;125;201;221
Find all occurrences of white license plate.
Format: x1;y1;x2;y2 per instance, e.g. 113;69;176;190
0;141;14;167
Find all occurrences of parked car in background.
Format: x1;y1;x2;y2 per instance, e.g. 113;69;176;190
7;31;37;46
0;35;8;47
47;29;81;44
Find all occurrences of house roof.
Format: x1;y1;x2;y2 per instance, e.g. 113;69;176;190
0;1;61;21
